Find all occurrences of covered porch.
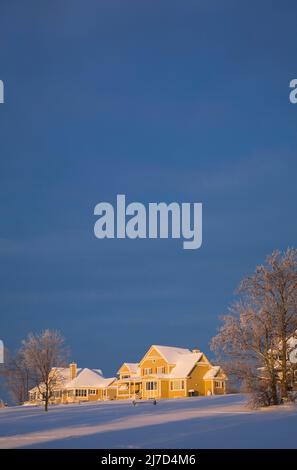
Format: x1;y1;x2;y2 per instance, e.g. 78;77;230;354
116;378;142;399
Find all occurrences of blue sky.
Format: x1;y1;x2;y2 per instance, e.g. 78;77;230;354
0;1;297;381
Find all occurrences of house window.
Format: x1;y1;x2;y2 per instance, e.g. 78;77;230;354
88;389;97;395
143;368;153;375
170;380;185;391
121;374;130;379
145;381;157;391
75;389;87;397
157;366;166;374
215;381;222;388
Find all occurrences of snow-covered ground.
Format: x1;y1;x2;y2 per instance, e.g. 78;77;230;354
0;394;296;449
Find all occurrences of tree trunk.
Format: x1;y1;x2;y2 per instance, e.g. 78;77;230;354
44;387;49;412
271;375;278;405
281;331;288;399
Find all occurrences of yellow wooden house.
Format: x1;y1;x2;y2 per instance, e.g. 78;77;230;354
115;345;227;400
28;345;227;405
28;362;116;405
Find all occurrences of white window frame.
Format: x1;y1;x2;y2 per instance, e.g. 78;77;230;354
170;380;185;391
145;381;157;391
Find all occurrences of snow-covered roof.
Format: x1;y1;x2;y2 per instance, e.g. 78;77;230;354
117;362;140;375
203;366;221;380
169;352;203;378
98;377;116;388
29;366;82;393
65;368;115;389
53;367;82;384
125;363;139;373
153;345;192;364
123;363;139;374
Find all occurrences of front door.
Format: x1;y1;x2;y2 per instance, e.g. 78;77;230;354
145;381;158;398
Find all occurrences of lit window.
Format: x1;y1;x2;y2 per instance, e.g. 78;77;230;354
145;381;157;390
170;380;185;390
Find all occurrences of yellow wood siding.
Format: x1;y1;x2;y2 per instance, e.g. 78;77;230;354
140;347;169;376
204;380;213;395
187;363;211;396
161;380;169;398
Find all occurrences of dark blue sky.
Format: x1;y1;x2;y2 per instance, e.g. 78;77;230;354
0;1;297;379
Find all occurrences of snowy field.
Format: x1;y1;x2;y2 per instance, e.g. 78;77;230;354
0;394;296;449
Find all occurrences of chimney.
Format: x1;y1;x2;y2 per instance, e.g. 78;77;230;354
69;362;77;380
192;348;200;353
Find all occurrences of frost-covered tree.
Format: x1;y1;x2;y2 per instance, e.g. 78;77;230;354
211;303;280;404
241;249;297;398
4;350;33;404
22;330;68;411
211;249;297;405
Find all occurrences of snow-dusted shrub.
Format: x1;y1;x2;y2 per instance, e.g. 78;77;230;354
287;391;297;403
248;382;281;409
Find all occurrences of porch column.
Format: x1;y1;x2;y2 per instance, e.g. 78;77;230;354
211;380;214;395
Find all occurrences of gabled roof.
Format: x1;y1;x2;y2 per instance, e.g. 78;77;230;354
169;352;203;378
65;368;115;389
203;366;221;380
151;345;192;364
29;366;82;393
125;363;139;373
117;362;139;374
52;367;82;384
